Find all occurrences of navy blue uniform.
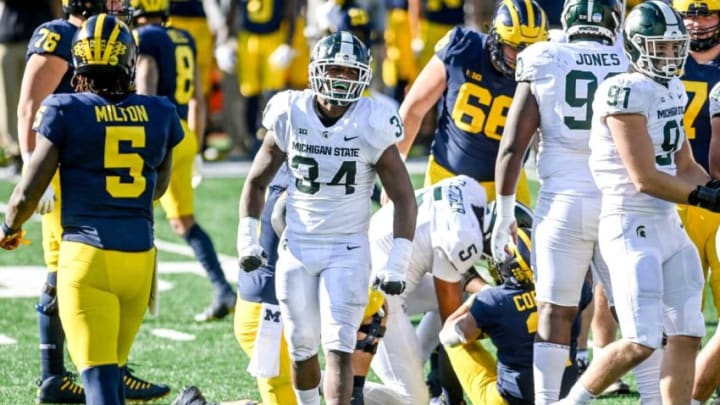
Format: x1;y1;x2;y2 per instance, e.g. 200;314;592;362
386;0;408;10
470;282;590;404
681;55;720;171
240;0;286;34
33;93;184;251
433;27;517;182
537;0;561;27
422;0;463;24
237;167;290;304
169;0;206;17
26;19;77;94
134;24;197;120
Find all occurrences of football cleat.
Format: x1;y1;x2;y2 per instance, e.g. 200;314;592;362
123;366;170;401
36;372;85;404
194;291;237;322
171;386;218;405
601;378;631;396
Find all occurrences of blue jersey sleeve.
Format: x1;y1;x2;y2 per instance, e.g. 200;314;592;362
33;95;67;146
434;26;464;62
26;19;74;62
469;289;498;331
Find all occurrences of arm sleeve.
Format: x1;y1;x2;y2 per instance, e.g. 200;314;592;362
34;96;65;146
261;91;291;152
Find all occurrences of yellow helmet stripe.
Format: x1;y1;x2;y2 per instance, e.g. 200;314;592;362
102;21;122;63
93;14;106;63
523;0;534;28
516;229;532;272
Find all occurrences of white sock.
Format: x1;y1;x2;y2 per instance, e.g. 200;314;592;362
534;342;570;404
564;381;596;405
690;400;703;405
634;349;662;405
294;385;321;405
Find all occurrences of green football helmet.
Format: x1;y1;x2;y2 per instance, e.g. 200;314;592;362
561;0;623;45
309;31;372;107
623;1;690;83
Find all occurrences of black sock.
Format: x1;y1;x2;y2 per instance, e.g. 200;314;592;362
351;375;366;405
38;271;65;379
183;224;232;297
81;364;122;405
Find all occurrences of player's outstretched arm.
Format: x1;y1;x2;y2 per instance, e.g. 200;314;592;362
376;145;417;241
4;136;59;234
439;299;483;347
434;277;464;323
237;132;285;271
491;82;538;261
397;56;446;159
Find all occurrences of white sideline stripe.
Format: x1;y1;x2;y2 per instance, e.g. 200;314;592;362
154;239;236;263
0;334;17;345
0;261;239;298
151;328;195;341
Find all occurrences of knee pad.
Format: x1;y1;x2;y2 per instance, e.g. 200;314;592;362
355;312;387;354
36;283;58;316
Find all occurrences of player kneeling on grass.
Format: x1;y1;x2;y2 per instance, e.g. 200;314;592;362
440;228;590;405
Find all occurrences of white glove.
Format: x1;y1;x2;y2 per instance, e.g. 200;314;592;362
36;186;55;215
439;321;467;347
237;217;267;272
214;40;237;74
269;44;296;70
491;194;517;262
191;154;203;189
411;38;425;58
372;238;413;295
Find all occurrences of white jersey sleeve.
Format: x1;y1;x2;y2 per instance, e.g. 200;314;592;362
593;73;650;118
364;100;404;164
431;249;462;283
262;90;293;152
430;175;487;274
515;41;558;83
710;81;720;118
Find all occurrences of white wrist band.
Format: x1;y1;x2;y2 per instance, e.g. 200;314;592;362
496;194;516;220
385;238;413;273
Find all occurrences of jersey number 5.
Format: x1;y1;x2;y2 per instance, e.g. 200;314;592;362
105;127;147;198
451;83;512;140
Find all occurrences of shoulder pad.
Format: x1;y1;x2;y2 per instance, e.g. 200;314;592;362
516;41;558;82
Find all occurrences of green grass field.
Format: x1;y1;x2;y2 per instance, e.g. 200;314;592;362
0;174;717;404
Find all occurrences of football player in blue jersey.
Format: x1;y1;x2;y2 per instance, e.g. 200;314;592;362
17;0;169;402
673;0;720;327
397;0;548;205
131;0;239;322
440;228;590;405
1;14;183;404
227;0;296;152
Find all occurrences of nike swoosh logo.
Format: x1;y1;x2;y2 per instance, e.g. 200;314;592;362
346;245;360;250
344;136;359;141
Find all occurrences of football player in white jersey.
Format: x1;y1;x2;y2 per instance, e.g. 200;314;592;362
236;31;417;405
559;2;716;404
691;81;720;405
362;175;486;404
490;0;626;403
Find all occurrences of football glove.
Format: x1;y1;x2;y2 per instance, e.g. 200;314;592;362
269;44;296;70
0;229;29;250
689;185;720;213
237;217;267;272
36;186;55;215
490;194;517;262
373;238;413;295
706;178;720;189
192;154;203;189
439;321;467;347
214;40;237;74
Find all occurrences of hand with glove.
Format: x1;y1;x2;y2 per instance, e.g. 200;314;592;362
237;217;267;272
689;185;720;213
36;186;55;215
214;40;237;74
0;222;29;250
269;43;296;70
373;238;413;295
490;194;517;262
192;154;203;189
